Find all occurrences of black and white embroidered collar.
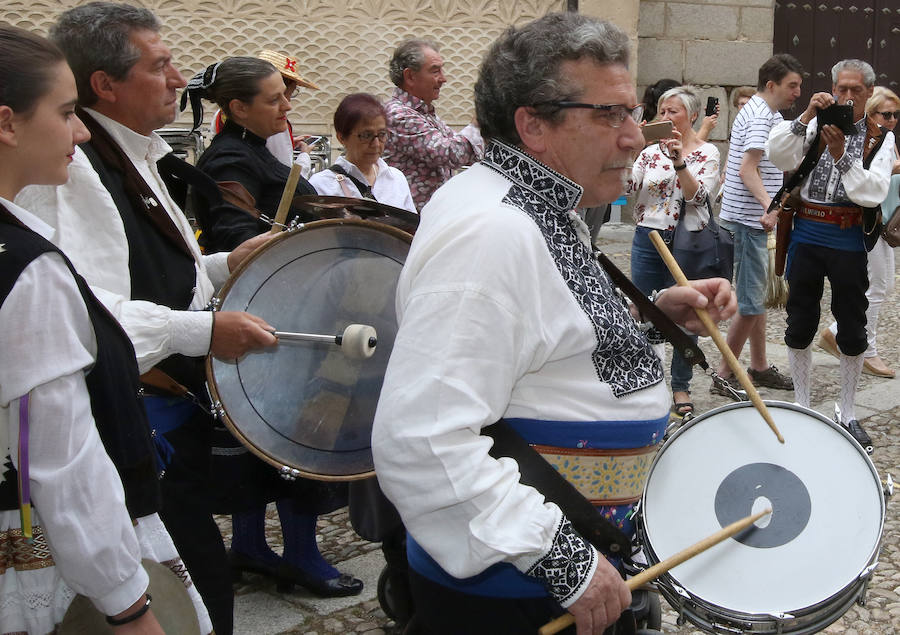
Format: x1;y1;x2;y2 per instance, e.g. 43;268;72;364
482;140;583;212
482;140;663;397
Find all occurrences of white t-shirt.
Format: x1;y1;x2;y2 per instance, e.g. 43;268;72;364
720;94;784;227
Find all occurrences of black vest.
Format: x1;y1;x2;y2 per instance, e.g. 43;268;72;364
0;209;160;517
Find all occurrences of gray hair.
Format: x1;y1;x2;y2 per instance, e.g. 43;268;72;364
389;39;439;88
49;1;160;106
658;85;702;121
474;12;630;146
832;59;876;87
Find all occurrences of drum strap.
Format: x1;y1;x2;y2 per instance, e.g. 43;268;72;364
484;419;632;557
596;251;709;369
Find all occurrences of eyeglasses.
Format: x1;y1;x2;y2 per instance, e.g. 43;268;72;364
530;101;644;127
875;110;900;120
356;130;391;143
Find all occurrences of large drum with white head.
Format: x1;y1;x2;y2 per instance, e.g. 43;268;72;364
639;401;884;634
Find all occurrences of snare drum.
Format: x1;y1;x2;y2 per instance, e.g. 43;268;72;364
639;401;884;634
207;219;411;481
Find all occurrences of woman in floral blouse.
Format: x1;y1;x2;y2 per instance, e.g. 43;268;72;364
626;85;720;417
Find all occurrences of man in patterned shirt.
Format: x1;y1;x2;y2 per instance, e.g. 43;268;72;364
713;54;804;398
383;39;483;210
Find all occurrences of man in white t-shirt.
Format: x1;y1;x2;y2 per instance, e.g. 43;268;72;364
714;54;805;397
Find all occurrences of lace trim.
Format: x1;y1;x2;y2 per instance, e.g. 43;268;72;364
525;517;595;607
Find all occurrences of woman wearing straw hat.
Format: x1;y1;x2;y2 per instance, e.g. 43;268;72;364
187;56;320;253
186;56;364;598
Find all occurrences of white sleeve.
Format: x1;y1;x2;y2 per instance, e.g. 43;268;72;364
202;251;231;289
372;217;567;579
835;130;895;207
0;255;147;616
89;285;213;374
767;118;815;171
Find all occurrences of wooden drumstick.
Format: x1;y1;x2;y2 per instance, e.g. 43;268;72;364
269;163;303;234
647;230;784;444
538;508;772;635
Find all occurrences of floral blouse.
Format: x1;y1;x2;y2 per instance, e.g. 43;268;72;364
627;142;720;231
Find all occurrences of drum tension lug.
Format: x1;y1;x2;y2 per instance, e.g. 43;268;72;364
279;465;301;482
211;400;225;420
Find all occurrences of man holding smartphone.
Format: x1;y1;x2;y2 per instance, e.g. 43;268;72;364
713;54;805;398
768;59;895;453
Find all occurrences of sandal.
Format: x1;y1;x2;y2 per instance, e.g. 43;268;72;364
672;392;693;417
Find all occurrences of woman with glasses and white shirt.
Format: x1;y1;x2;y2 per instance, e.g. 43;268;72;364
310;93;416;213
820;86;900;378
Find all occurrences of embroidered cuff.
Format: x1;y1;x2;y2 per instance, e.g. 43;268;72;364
523;516;598;608
170;310;215;357
834;152;855;174
790;119;808;136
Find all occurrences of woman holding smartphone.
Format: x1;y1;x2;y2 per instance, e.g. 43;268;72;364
626;85;721;417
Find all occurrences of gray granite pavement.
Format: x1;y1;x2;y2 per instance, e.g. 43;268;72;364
227;222;899;634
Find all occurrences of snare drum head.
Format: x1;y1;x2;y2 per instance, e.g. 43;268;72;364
642;402;883;616
208;220;410;480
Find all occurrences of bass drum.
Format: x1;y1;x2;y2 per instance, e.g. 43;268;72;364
207;218;411;481
638;401;884;634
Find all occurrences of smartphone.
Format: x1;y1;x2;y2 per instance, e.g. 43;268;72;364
300;135;325;146
705;96;719;117
642;120;674;143
817;103;855;135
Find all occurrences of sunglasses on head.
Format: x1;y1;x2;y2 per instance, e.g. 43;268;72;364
875;110;900;120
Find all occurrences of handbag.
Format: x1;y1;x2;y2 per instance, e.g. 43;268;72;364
883;206;900;247
670;193;734;281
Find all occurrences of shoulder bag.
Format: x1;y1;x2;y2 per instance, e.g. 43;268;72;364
670;193;734;281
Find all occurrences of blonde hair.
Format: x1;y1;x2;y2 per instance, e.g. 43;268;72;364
866;86;900;116
731;86;755;109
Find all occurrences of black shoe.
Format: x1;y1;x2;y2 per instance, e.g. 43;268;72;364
747;365;794;390
845;419;874;454
275;564;364;597
228;549;280;583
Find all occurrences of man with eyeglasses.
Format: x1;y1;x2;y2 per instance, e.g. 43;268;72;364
768;59;894;454
383;38;484;210
713;54;804;401
372;13;736;635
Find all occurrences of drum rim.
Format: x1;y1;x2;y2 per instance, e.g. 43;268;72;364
638;400;885;628
206;218;412;482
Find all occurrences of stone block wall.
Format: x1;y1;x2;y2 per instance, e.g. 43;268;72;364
637;0;776;143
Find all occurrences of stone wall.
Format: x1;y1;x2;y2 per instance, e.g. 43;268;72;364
6;0;564;142
637;0;776;142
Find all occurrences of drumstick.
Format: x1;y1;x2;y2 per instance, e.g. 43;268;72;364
538;508;772;635
274;324;377;360
648;230;784;444
269;163;303;234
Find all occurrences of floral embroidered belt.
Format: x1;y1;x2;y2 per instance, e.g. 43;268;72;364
532;443;660;506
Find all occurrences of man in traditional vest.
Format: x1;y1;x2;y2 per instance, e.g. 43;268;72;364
17;3;277;633
768;59;894;454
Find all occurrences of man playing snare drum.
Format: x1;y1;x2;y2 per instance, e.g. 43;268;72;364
372;13;736;635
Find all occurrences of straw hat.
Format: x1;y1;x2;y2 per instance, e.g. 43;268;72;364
257;50;319;91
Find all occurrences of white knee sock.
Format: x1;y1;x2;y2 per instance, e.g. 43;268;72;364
839;353;864;423
787;345;812;407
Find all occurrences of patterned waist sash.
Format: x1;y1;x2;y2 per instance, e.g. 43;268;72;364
532;443;658;506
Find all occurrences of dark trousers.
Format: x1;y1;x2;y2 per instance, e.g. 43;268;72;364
785;242;868;355
158;410;234;635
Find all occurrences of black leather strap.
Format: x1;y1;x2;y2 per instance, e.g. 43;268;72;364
483;420;632;557
329;163;377;201
596;252;709;370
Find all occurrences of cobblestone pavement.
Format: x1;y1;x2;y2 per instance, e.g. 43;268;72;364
228;223;899;634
